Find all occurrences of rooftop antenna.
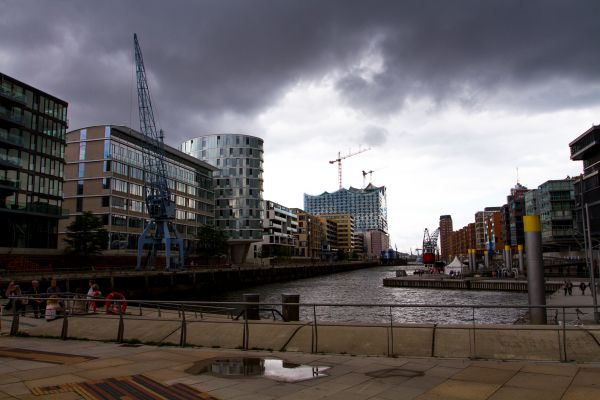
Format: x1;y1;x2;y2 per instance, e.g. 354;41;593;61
516;167;519;185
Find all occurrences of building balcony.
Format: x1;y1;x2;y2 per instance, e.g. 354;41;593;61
570;125;600;161
0;86;27;105
0;109;26;128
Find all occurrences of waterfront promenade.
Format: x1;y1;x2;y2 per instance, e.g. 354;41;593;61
0;286;599;398
0;335;599;399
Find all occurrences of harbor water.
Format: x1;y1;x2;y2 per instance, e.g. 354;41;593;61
213;265;532;325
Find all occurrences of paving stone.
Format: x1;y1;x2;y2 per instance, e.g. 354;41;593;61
76;357;134;370
377;385;428;400
520;363;578;377
488;386;562;400
192;376;238;391
424;380;501;400
0;382;32;397
23;373;87;390
208;386;250;398
10;365;80;381
451;366;517;385
504;371;572;392
425;365;462;378
562;385;600;400
257;382;303;397
571;370;600;388
400;375;447;390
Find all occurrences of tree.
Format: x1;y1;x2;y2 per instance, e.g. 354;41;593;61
64;211;108;256
196;225;228;257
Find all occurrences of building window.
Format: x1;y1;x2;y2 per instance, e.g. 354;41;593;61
76;197;83;212
78;163;84;178
101;196;109;207
102;178;110;189
77;180;84;195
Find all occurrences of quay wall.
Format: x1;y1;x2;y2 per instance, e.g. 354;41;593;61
1;262;380;299
383;277;564;293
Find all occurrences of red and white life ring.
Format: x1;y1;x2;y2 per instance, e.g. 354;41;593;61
105;292;127;314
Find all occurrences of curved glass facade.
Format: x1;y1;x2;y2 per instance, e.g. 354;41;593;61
180;134;264;241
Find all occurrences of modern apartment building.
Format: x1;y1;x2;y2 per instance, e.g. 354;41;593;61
364;229;389;259
570;124;600;239
180;134;264;263
0;72;68;249
439;215;453;262
304;183;387;234
484;211;504;253
317;213;354;254
59;125;216;252
524;179;576;251
261;200;297;257
452;222;476;257
293;208;324;259
502;183;529;249
318;216;338;259
475;207;502;251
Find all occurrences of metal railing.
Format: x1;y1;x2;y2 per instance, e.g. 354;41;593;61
1;296;599;362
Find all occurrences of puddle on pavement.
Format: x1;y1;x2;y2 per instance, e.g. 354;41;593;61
186;357;330;382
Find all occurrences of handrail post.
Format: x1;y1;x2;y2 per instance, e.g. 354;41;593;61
61;311;69;340
179;304;187;347
388;306;394;357
9;311;19;336
117;302;124;343
562;306;567;362
312;305;318;353
243;308;249;350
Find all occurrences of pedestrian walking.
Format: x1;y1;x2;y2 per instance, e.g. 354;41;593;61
580;282;587;295
567;280;573;296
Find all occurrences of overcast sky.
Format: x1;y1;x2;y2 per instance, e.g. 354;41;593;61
2;0;600;252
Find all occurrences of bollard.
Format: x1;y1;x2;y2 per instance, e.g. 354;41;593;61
524;215;547;324
243;293;260;320
281;294;300;321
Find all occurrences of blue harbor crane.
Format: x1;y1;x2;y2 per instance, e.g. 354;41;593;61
134;33;184;270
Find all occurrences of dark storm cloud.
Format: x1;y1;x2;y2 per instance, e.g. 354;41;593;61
1;0;599;145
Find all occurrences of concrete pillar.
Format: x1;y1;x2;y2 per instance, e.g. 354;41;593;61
504;245;512;270
518;244;524;275
281;294;300;321
524;215;547;324
467;250;473;272
243;293;260;320
484;250;489;270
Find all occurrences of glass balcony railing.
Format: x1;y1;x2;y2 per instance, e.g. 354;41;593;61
0;86;27;104
0;200;62;216
0;179;19;190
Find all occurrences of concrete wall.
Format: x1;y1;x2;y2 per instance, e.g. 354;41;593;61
13;313;600;363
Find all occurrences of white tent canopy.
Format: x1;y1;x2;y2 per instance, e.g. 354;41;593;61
445;256;467;275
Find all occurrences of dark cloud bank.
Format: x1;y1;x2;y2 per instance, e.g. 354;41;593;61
1;0;599;145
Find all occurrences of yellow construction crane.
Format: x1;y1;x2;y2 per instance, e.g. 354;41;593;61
329;147;370;189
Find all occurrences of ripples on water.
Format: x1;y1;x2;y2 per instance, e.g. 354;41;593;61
212;265;533;324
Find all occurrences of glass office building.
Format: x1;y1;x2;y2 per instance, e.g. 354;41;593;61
60;125;216;252
304;184;388;234
0;72;67;248
180;134;264;253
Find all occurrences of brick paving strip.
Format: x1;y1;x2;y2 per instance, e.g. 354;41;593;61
31;375;217;400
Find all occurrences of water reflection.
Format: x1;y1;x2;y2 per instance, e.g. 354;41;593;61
186;357;330;382
213;266;532;324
